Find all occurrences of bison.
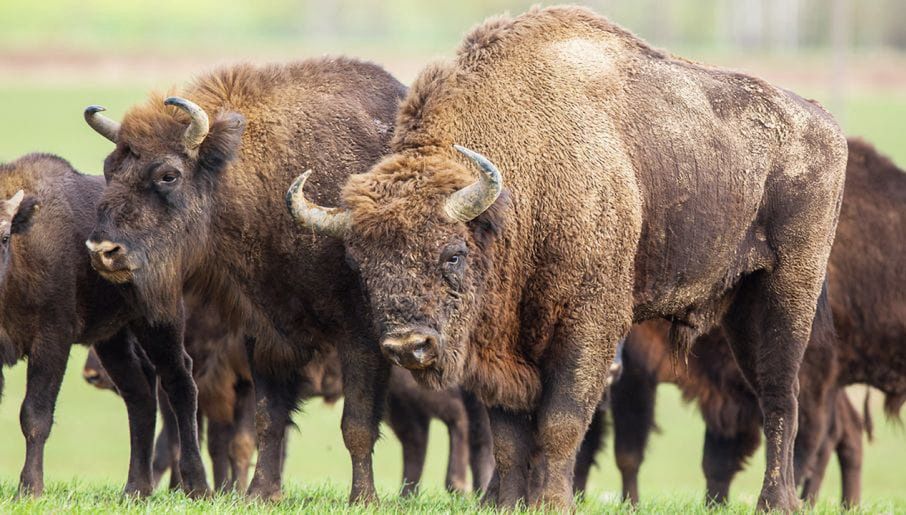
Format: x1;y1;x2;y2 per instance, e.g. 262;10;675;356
290;6;847;510
83;58;407;501
607;137;905;507
0;154;170;497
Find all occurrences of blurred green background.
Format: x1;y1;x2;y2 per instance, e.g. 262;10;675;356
0;0;904;506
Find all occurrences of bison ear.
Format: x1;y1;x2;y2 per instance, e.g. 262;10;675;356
198;112;246;174
470;188;509;251
10;195;39;235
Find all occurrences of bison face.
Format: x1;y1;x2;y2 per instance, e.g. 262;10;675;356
346;224;483;389
0;190;38;283
84;98;244;320
288;147;506;390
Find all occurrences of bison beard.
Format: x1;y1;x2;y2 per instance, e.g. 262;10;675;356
293;6;847;511
84;58;407;502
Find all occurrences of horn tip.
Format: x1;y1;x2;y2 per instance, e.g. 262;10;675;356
163;96;182;106
84;105;107;115
285;171;312;215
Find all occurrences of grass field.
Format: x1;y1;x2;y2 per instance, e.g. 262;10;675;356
0;83;905;512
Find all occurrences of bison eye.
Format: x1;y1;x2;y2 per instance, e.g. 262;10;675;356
446;254;461;266
154;168;182;189
1;234;8;244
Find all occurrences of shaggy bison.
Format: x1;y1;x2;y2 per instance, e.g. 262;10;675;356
83;58;407;501
608;137;905;507
290;7;847;509
0;154;163;497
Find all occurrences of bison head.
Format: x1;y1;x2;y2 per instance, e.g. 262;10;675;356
288;145;506;389
0;189;38;282
83;98;244;320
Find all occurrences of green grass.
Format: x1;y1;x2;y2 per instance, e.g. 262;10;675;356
1;86;906;512
0;483;903;514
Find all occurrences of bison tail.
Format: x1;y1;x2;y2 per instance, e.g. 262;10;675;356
883;391;906;427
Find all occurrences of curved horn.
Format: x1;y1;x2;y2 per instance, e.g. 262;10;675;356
286;170;351;239
164;96;209;150
445;144;503;222
3;190;24;216
84;105;120;143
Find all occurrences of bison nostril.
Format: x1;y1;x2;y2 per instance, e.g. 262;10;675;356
83;370;100;384
381;331;439;370
102;245;122;259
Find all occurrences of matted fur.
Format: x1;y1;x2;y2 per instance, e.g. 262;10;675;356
334;5;847;509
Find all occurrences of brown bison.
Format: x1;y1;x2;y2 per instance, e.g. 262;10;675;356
607;137;905;507
290;7;847;509
829;139;906;416
84;335;495;495
610;319;866;507
0;154;165;497
83;58;407;501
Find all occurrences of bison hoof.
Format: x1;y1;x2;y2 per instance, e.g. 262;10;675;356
246;483;283;502
122;483;153;498
348;487;378;505
757;486;800;513
16;482;43;500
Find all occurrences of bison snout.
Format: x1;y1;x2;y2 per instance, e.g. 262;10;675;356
86;239;135;282
380;329;440;370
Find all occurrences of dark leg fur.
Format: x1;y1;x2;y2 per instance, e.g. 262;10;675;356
463;391;494;493
244;357;301;500
482;407;533;508
133;319;210;497
610;344;658;505
208;418;233;491
702;423;761;504
337;337;390;504
229;377;256;493
157;383;183;490
573;406;607;497
385;395;430;496
721;271;814;512
17;336;70;497
94;331;158;497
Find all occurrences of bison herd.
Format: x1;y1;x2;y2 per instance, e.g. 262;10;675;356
0;5;902;512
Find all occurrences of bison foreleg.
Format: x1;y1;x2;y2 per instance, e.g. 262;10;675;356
94;330;158;497
462;391;494;493
702;424;761;504
244;346;300;501
337;336;390;504
610;343;658;505
16;335;68;498
385;392;429;496
482;406;533;508
133;319;210;497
